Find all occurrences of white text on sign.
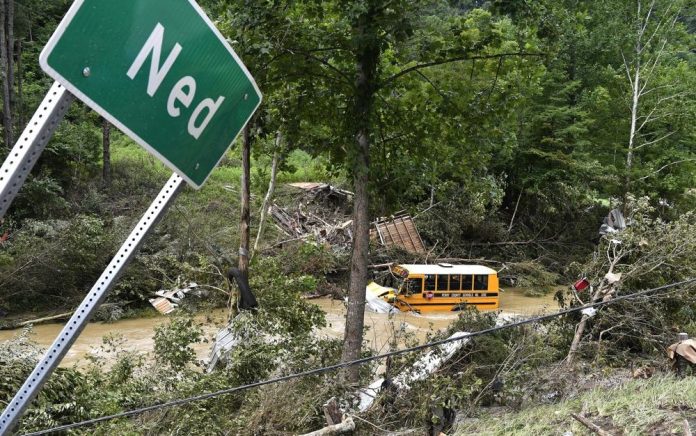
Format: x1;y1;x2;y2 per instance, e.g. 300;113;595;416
127;23;225;140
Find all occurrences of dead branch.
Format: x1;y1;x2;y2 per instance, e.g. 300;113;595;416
300;417;355;436
571;413;615;436
10;312;72;329
638;158;696;181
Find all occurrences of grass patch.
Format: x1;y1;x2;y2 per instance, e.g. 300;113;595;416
455;374;696;435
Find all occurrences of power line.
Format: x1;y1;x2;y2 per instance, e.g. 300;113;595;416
22;278;696;436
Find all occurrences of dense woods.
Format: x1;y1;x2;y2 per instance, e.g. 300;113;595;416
0;0;695;434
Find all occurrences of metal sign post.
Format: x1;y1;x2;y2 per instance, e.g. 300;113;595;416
1;0;262;432
0;173;185;434
0;81;73;220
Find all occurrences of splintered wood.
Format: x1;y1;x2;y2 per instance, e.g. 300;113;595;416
373;214;426;254
270;183;354;250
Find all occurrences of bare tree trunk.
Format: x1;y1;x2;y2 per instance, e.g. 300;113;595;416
625;1;642;198
253;133;281;257
508;191;522;233
238;123;252;280
102;118;111;187
0;0;12;148
341;8;380;384
622;0;681;196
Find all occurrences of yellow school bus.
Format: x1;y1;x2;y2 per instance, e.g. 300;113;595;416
381;263;499;312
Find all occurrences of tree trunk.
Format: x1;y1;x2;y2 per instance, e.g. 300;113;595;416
5;0;12;113
341;8;380;384
567;312;591;364
15;37;21;128
567;276;611;364
238;123;252;279
0;0;12;148
625;32;641;198
102;118;111;187
253;133;281;257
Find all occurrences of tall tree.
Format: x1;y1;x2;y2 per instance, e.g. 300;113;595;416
0;0;14;147
277;1;539;382
622;0;692;197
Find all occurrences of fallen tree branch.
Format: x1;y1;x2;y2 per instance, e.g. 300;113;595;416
571;413;614;436
1;312;73;330
300;417;355;436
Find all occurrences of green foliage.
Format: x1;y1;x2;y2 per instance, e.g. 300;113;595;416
153;316;203;370
567;197;696;360
0;215;118;311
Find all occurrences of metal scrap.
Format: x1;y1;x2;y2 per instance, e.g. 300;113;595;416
373;213;426;254
148;282;203;314
599;208;627;235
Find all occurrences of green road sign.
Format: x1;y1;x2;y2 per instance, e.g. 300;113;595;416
40;0;262;188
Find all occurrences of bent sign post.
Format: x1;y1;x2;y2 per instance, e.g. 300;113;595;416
40;0;262;188
0;1;261;434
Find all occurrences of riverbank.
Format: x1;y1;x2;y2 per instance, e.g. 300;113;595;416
454;374;696;435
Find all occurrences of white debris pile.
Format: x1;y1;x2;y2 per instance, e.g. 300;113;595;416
148;282;206;314
357;331;470;411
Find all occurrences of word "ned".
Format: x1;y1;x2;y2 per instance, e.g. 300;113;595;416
127;23;224;140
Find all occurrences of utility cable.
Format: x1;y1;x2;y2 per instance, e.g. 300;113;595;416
23;278;696;436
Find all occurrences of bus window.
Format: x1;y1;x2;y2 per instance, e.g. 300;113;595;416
449;274;461;290
474;275;488;290
425;275;436;291
462;275;473;290
404;278;423;294
436;275;449;291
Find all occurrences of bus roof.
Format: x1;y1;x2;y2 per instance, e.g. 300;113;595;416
397;264;497;275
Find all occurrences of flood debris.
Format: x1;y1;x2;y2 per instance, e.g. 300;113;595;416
599;208;627;235
270;183;354;250
288;182;354;201
668;333;696;375
365;282;398;314
207;321;242;372
299;416;355;436
372;213;426;254
357;331;470;412
148;282;203;315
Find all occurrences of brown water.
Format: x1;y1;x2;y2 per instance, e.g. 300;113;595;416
312;287;560;353
0;310;229;368
0;288;559;367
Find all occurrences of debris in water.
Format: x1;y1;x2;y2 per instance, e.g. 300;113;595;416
148;282;203;314
365;282;398;314
372;213;426;254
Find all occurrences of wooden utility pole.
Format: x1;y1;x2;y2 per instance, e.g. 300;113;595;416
238;123;252;279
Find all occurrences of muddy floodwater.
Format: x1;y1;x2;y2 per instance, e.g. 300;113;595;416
312;287;559;353
0;288;559;367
